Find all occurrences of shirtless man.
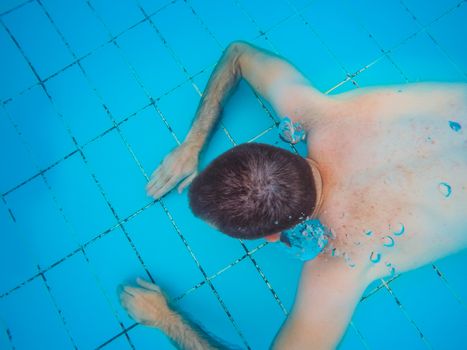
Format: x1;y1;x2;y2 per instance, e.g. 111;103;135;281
119;41;467;349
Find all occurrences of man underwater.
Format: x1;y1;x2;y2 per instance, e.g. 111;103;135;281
119;41;467;349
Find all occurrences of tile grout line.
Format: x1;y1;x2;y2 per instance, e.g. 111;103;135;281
87;0;252;346
399;0;467;78
0;0;181;106
381;280;434;349
0;0;34;17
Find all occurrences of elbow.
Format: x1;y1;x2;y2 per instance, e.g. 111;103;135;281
226;40;249;52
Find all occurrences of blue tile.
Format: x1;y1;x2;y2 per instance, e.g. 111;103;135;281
152;1;220;75
124;203;204;298
390;265;467;349
346;0;420;51
128;324;176;349
189;0;259;46
1;1;74;79
0;201;36;295
252;243;302;311
267;16;347;92
221;80;275;143
301;0;382;74
45;64;113;145
338;324;367;350
45;252;122;349
83;129;150;219
116;21;187;100
120;106;178;177
45;153;116;244
211;258;286;349
198;125;235;169
354;56;407;87
0;1;27;14
86;228;148;327
156;81;203;140
175;283;245;348
0;323;12;350
5;176;78;268
435;250;467;305
80;43;149;122
101;335;132;349
137;0;171;16
41;0;110;57
389;31;465;82
90;0;144;37
3;86;75;170
403;0;461;26
352;286;426;350
0;25;37;101
428;3;467;75
288;0;314;10
238;0;295;32
163;190;245;276
0;278;74;349
0;109;36;193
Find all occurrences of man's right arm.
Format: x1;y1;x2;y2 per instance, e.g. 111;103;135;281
147;41;322;199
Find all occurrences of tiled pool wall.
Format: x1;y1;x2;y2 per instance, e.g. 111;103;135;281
0;0;466;349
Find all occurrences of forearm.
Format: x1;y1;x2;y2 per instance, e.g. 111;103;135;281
154;309;228;350
185;42;244;151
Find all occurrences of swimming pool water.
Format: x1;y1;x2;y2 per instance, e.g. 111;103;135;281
0;0;466;349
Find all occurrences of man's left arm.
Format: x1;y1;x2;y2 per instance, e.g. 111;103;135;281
272;255;371;350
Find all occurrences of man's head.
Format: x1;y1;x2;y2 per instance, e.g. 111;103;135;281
188;143;317;239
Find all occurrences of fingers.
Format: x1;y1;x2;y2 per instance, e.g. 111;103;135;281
136;278;161;293
147;171;172;198
150;176;180;199
177;171;197;194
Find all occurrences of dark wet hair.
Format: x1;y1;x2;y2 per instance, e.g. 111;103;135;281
188;143;316;239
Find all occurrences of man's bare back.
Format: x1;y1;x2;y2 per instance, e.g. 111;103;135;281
311;83;467;276
120;42;467;349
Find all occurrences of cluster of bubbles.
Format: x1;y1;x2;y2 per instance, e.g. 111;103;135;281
279;218;331;261
278;117;307;144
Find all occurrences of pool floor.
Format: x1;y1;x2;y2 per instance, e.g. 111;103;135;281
1;0;467;349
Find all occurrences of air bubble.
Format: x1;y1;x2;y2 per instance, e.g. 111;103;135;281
383;236;395;247
438;182;452;198
370;251;381;263
449;120;462;132
392;223;405;236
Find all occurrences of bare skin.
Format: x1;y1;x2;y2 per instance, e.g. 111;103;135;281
121;41;467;349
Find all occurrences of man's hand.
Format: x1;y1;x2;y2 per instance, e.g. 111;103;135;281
120;278;175;327
146;141;199;199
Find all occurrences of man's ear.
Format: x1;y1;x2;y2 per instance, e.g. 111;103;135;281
264;232;281;242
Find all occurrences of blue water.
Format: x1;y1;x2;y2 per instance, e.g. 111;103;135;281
1;0;466;349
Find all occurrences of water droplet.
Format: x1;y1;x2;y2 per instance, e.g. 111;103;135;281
449;120;462;132
370;251;381;263
364;230;373;236
383;236;395;247
278;117;306;144
438;182;452;198
392;223;405;236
